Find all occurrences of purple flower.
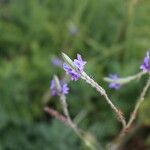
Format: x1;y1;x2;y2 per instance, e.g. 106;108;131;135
63;63;80;81
50;79;69;96
140;50;150;73
73;54;87;71
51;57;63;68
108;74;121;90
61;83;69;95
63;54;86;81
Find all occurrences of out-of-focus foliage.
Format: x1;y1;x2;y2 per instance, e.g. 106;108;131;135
0;0;150;149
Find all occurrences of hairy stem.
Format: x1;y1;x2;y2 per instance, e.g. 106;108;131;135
59;94;102;150
60;94;72;122
81;72;126;129
112;74;150;150
104;71;145;85
44;106;102;150
126;74;150;129
44;107;68;124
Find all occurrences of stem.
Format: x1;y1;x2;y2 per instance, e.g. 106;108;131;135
44;107;68;124
60;94;72;122
104;72;145;85
44;107;82;140
59;94;82;137
112;74;150;150
59;94;102;150
126;74;150;129
44;107;102;150
81;72;126;129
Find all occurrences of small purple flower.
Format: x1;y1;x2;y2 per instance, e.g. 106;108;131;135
108;74;121;90
50;79;69;96
51;57;63;68
140;50;150;73
61;83;69;95
63;63;80;81
73;54;87;71
63;54;86;81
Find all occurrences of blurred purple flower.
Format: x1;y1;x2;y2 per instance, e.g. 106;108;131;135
61;83;69;95
63;63;80;81
50;80;57;96
108;74;121;90
73;54;87;71
140;50;150;73
63;54;86;81
51;57;63;68
50;79;69;96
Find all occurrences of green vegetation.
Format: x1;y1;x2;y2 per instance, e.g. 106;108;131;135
0;0;150;149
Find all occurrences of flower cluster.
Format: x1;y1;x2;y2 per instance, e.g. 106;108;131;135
63;54;86;81
140;50;150;73
108;74;121;90
50;79;69;96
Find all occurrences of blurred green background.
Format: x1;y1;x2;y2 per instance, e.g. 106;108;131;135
0;0;150;149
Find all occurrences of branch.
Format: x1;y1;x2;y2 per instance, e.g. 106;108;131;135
44;107;69;126
126;75;150;129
